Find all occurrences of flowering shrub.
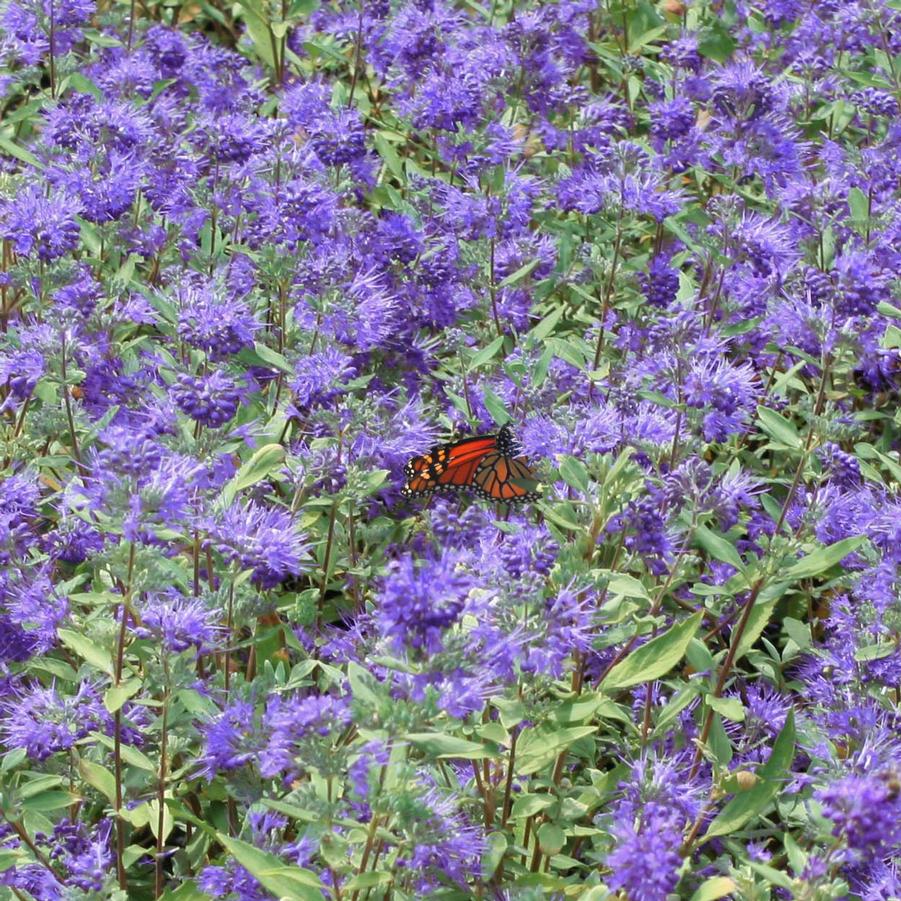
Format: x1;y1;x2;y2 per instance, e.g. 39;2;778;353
0;0;900;898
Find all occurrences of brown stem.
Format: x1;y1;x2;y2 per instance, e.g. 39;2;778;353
278;0;288;85
347;6;365;107
127;0;136;49
318;500;339;626
489;237;502;337
354;751;392;901
224;581;234;696
689;356;831;779
640;682;654;744
500;728;519;828
591;213;623;377
4;816;65;885
521;815;533;866
48;0;57;97
192;530;201;597
528;824;544;872
114;542;136;891
154;658;170;898
350;816;382;901
60;332;84;475
471;760;492;828
277;281;287;354
347;505;361;610
680;798;717;854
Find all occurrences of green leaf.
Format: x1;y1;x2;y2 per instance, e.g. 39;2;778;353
216;834;323;900
854;642;896;662
747;861;793;890
551;693;609;725
122;802;152;828
492;697;526;729
92;732;157;772
347;660;380;706
104;677;143;713
0;135;43;169
705;694;745;723
83;28;122;47
537;822;565;855
78;759;117;805
785;536;866;581
855;442;901;484
0;850;23;873
220;443;286;507
237;342;293;375
605;573;650;602
732;581;790;662
483;832;507;880
847;186;869;224
528;305;565;342
18;776;64;799
515;726;597;775
23;790;79;812
690;876;737;901
374;132;404;180
783;617;811;650
708;711;733;766
2;748;27;772
469;335;506;370
695;524;745;574
405;733;495;759
652;682;704;737
67;72;104;100
262;800;319;826
57;628;114;675
756;406;801;448
697;20;736;61
558;455;590;494
481;384;508;425
703;711;795;839
345;871;392;891
784;831;808;876
497;258;541;289
547;336;586;369
876;301;901;320
235;0;276;68
158;879;212;901
603;612;703;691
510;794;555;819
149;797;175;843
685;637;715;674
883;324;901;349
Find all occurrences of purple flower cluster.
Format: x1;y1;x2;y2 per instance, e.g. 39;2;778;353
0;0;899;896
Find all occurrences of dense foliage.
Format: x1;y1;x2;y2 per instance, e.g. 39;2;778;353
1;0;900;897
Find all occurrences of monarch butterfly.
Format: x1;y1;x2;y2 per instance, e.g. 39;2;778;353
402;424;540;504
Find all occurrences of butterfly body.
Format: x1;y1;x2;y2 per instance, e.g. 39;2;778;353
402;425;539;504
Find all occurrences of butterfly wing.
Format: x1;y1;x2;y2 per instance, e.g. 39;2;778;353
403;445;447;480
433;453;486;490
402;434;498;498
473;453;540;504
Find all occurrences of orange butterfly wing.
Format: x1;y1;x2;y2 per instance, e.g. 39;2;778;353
401;434;499;498
473;453;539;503
402;427;539;504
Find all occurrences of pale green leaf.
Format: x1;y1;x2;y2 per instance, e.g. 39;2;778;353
220;443;286;507
703;711;795;839
405;732;495;760
603;612;702;691
785;536;866;581
78;759;117;805
216;834;323;900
